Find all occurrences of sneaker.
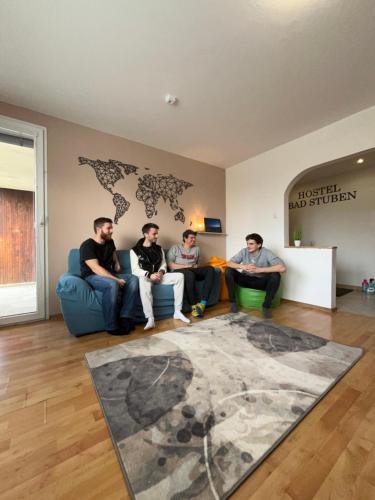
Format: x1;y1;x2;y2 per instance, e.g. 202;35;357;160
174;310;191;324
107;328;129;336
119;317;132;335
128;318;136;331
262;307;272;319
144;317;155;330
230;302;238;313
198;302;206;314
121;317;136;331
191;304;204;318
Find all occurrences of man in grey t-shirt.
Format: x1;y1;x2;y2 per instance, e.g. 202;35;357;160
167;230;215;317
225;233;286;318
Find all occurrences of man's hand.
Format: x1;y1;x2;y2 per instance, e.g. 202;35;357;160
150;273;162;282
243;264;259;273
116;278;126;287
191;264;198;268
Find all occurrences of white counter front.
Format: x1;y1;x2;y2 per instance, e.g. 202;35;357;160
281;246;337;309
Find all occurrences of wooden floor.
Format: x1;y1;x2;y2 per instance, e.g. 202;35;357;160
0;302;374;500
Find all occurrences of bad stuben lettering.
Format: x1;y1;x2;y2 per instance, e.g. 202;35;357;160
289;184;357;209
309;191;357;206
298;184;341;199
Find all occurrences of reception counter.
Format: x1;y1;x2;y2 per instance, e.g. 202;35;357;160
280;246;337;309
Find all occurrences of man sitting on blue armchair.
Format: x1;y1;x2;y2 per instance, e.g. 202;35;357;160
79;217;139;335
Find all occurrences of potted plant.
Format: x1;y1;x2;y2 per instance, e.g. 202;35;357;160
293;228;302;247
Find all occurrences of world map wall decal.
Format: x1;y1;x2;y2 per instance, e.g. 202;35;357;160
78;156;193;224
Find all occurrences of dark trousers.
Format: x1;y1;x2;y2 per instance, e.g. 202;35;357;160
225;268;281;308
173;266;215;305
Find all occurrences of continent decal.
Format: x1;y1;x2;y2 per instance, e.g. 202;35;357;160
79;156;193;224
136;174;192;224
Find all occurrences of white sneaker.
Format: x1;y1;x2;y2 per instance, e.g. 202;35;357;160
173;310;191;324
144;317;155;330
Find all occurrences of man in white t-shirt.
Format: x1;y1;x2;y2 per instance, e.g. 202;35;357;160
167;230;215;317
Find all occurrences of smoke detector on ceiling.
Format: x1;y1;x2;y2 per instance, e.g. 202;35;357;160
165;94;178;105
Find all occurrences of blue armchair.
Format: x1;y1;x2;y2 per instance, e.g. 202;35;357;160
56;249;221;336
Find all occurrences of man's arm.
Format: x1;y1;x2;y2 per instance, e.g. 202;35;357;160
113;251;121;273
167;245;198;269
226;249;246;270
226;261;247;270
85;259;125;286
166;246;190;270
130;249;149;277
157;250;167;276
246;263;286;273
250;251;286;273
168;261;195;269
245;250;286;274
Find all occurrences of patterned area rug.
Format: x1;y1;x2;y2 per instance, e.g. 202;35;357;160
85;313;363;500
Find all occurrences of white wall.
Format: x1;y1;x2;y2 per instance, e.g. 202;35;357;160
282;247;337;308
289;166;375;287
226;105;375;308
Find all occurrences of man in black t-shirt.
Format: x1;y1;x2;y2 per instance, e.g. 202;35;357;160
79;217;139;335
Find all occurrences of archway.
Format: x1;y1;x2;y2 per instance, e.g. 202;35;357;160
284;147;375;316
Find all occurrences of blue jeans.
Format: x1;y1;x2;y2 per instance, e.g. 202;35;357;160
85;274;139;331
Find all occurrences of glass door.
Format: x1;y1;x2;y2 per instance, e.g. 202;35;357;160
0;115;47;325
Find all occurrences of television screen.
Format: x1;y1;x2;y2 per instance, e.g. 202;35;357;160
204;218;222;233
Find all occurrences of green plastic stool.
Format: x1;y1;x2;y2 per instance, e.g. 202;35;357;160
235;284;282;309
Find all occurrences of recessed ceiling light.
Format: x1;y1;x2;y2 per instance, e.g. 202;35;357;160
356;158;364;164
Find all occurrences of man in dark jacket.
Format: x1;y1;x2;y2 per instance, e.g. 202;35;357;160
130;223;190;330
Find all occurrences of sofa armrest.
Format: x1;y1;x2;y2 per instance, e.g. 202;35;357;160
56;272;88;293
56;273;100;306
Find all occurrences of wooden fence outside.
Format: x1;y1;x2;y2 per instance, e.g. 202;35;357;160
0;188;35;284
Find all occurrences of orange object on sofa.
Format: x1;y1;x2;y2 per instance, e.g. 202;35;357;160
205;256;229;301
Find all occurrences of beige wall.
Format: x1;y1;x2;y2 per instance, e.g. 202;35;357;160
0;101;226;315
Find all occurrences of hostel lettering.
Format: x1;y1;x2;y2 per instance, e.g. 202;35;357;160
289;184;357;209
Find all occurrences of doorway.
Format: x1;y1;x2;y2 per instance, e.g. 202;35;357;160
0;115;47;325
286;147;375;316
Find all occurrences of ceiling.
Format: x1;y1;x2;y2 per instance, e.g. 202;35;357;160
1;0;375;168
296;147;375;184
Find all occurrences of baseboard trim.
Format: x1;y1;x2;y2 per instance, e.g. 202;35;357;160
0;313;63;330
282;298;337;312
49;313;63;320
336;283;361;291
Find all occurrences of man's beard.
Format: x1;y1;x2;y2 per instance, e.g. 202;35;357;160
100;231;112;241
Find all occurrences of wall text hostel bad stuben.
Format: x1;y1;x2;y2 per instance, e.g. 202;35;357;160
289;184;357;209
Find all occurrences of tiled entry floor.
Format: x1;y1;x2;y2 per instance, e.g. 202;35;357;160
336;289;375;317
0;283;37;317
